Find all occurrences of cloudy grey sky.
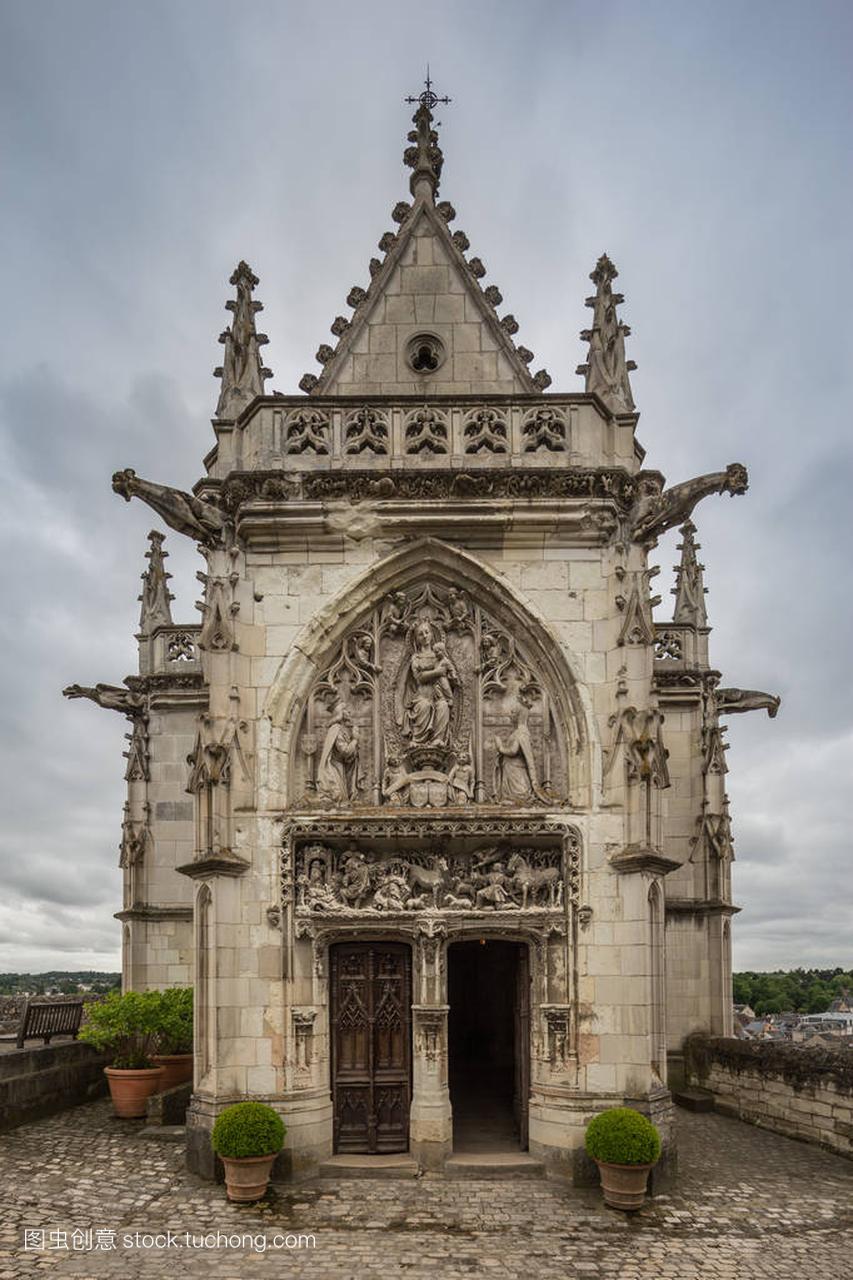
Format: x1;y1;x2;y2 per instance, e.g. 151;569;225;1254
1;0;850;973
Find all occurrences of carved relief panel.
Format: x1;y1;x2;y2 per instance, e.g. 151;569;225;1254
294;841;565;919
292;582;568;808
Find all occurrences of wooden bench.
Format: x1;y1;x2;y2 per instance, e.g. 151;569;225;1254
15;999;84;1048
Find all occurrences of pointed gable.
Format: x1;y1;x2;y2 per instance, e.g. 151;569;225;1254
312;199;539;397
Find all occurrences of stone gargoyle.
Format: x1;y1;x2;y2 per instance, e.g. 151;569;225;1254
62;683;146;714
716;688;781;718
111;469;228;547
630;463;749;544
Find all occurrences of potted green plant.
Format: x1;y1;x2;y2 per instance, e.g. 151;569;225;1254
151;986;194;1090
211;1102;286;1202
584;1106;661;1210
78;990;164;1117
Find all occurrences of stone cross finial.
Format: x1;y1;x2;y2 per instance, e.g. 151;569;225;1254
672;521;708;627
213;260;273;420
576;253;637;414
403;70;450;200
138;530;174;635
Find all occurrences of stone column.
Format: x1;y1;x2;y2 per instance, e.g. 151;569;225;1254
409;923;451;1168
409;1004;452;1169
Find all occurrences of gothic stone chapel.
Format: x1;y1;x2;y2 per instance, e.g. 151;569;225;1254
65;84;780;1182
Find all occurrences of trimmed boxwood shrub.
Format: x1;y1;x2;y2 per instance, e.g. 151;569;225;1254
585;1107;661;1166
212;1102;285;1159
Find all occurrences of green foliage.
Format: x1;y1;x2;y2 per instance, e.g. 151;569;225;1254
77;990;163;1068
155;987;193;1054
584;1107;661;1167
733;968;853;1016
0;971;121;996
211;1102;286;1159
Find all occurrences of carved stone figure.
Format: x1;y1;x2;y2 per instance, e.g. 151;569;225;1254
300;858;342;912
112;470;228;547
493;695;549;803
373;870;411;912
293;581;567;808
474;862;512;909
630;464;749;544
404;857;448;909
63;683;146;715
395;620;457;750
339;849;372;908
507;852;562;909
447;751;474;804
317;703;362;802
382;754;410;804
716;688;781;718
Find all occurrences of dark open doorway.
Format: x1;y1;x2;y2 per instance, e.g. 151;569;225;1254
448;940;529;1152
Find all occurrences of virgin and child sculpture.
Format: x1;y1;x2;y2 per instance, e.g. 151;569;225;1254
393;620;458;751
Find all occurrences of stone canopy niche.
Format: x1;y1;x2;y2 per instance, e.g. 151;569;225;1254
292;582;568;809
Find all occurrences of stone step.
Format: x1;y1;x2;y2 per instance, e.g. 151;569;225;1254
443;1151;546;1179
317;1153;420;1179
673;1087;715;1112
137;1125;186;1142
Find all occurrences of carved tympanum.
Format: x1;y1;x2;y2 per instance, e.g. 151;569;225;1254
293;582;566;808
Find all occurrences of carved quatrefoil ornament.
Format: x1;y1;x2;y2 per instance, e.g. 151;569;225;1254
406;332;446;375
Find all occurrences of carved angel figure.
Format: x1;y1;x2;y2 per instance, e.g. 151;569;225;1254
630;464;749;544
447;751;474;804
317;703;362;802
394;620;457;749
112;469;228;547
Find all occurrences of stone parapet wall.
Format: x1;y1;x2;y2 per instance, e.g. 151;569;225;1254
685;1035;853;1159
0;1042;109;1130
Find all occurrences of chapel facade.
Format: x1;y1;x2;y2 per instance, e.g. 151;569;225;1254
64;88;780;1182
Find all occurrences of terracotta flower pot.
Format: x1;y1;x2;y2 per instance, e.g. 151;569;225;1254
220;1153;277;1202
151;1053;193;1091
104;1066;165;1118
594;1159;655;1211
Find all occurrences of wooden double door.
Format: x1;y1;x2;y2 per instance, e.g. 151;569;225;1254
330;942;412;1153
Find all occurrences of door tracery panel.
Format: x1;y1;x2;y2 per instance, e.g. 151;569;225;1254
330;942;411;1153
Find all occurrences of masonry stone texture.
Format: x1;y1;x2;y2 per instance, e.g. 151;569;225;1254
63;96;781;1183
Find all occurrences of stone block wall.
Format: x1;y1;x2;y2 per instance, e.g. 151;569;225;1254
684;1036;853;1159
0;1042;109;1131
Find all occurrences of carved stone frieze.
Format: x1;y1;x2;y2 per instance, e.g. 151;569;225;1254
293;842;565;918
279;817;580;927
218;466;636;512
293;581;567;808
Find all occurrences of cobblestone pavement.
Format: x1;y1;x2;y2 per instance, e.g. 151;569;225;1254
1;1101;851;1279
